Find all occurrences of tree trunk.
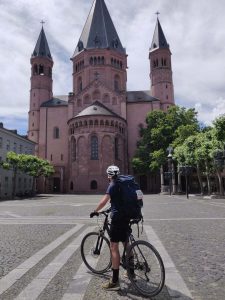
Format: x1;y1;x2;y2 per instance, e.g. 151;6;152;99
217;170;224;196
205;163;211;195
12;167;17;199
177;170;182;193
196;165;203;195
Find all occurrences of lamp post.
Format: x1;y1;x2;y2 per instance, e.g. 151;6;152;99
166;146;173;196
167;153;173;196
179;166;193;199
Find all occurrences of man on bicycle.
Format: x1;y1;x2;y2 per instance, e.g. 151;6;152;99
90;165;129;291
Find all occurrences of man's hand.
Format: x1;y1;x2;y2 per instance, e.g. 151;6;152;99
90;211;99;218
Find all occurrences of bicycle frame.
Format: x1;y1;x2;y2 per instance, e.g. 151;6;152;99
92;209;148;273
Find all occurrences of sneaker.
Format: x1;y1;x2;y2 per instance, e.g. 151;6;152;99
124;270;137;281
102;279;121;291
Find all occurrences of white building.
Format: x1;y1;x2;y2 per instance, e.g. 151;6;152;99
0;122;36;200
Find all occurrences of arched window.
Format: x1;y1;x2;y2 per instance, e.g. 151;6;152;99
91;136;98;160
71;137;76;161
114;75;120;91
115;137;119;160
33;64;38;75
53;127;59;139
78;77;82;92
90;180;98;190
39;64;44;75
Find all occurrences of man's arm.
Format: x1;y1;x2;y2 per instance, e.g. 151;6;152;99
94;194;110;212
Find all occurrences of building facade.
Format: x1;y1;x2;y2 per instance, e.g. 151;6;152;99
0;123;35;199
28;0;175;193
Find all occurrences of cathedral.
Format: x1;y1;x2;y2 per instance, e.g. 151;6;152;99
28;0;175;193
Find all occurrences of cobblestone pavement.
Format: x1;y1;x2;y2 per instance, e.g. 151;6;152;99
0;194;224;299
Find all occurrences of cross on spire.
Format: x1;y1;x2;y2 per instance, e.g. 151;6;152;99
155;11;160;18
40;20;45;27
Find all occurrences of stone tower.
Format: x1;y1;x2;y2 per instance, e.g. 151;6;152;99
67;0;128;192
149;17;174;110
68;0;127;120
28;26;53;154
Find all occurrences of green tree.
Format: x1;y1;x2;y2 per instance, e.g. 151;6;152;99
19;154;55;193
211;115;225;195
1;152;54;198
132;105;199;174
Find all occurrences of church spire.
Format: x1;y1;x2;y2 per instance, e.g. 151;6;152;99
73;0;125;56
32;26;52;59
150;17;169;51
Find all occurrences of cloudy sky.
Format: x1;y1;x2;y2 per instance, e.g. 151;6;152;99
0;0;225;135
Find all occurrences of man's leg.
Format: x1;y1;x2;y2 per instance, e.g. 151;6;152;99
110;242;120;283
102;241;121;290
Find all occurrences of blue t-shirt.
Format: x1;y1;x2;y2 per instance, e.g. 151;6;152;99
106;180;121;217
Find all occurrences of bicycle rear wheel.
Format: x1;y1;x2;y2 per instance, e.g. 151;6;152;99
126;240;165;297
80;232;112;274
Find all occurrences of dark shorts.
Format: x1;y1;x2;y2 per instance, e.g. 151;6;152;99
109;217;130;243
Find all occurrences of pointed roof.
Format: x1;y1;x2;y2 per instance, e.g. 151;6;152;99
40;97;68;108
32;27;52;59
127;90;159;103
150;18;169;51
75;101;124;120
73;0;125;57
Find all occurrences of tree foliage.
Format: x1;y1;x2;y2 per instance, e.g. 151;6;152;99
1;152;54;198
132;106;199;172
1;152;54;178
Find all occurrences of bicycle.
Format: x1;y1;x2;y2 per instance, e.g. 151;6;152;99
80;208;165;297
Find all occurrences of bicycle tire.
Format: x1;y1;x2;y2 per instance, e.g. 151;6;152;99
126;240;165;297
80;232;112;274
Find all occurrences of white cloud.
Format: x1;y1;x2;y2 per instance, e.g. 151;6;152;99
0;0;225;134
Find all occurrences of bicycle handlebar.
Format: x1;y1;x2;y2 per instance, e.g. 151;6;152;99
91;208;142;224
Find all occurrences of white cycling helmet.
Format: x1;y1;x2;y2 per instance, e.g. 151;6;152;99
106;165;120;177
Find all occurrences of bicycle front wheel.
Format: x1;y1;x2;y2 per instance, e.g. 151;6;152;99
126;240;165;297
80;232;112;274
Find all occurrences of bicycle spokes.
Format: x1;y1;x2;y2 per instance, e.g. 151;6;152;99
81;232;112;274
126;241;165;297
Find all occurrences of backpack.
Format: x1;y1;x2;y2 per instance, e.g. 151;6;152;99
116;175;143;219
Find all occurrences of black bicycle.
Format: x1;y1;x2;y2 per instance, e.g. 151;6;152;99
80;208;165;297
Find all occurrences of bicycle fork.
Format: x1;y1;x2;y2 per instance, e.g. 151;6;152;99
93;231;105;255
